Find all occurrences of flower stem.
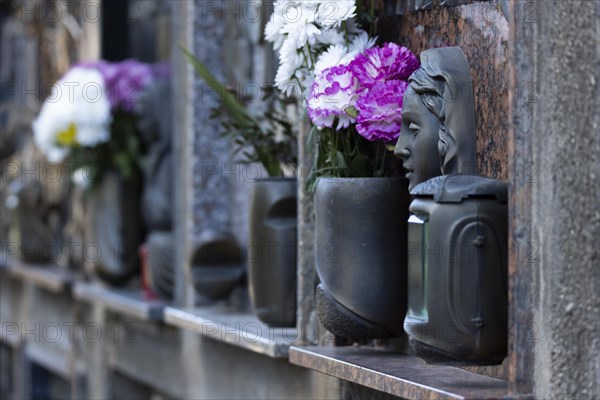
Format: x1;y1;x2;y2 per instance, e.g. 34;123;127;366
375;140;381;176
343;21;349;48
378;143;387;177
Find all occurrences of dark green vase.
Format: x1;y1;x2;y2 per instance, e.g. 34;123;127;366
87;171;142;285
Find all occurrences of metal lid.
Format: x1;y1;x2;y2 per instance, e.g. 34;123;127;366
410;175;508;203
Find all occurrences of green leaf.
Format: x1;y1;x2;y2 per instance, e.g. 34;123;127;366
345;106;358;118
179;44;298;177
179;44;255;129
335;151;349;170
385;143;396;152
305;172;317;194
307;125;319;148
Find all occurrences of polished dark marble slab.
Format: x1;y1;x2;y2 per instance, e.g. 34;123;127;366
289;346;508;400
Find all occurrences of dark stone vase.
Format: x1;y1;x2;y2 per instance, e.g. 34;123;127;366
191;230;245;303
314;177;411;339
248;178;297;327
86;171;142;285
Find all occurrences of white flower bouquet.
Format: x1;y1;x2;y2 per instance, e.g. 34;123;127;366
32;60;165;184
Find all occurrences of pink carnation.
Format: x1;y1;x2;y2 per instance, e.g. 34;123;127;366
307;43;419;140
307;65;360;130
349;43;419;90
355;80;409;142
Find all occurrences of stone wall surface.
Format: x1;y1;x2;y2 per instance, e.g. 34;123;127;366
192;2;231;236
510;1;600;399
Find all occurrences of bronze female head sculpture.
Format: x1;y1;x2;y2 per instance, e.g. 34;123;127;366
394;47;477;191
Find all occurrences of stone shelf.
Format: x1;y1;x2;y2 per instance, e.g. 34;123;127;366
164;306;298;358
25;342;86;382
289;346;508;400
7;261;74;293
73;281;167;322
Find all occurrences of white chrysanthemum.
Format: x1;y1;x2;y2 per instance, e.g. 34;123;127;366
32;99;70;162
282;22;321;49
315;29;345;46
266;0;376;102
33;67;112;162
348;31;377;54
279;35;304;69
343;18;363;34
295;68;315;99
313;32;376;77
275;36;304;90
275;63;296;94
338;31;377;65
264;11;286;50
316;1;356;28
314;44;348;77
280;2;321;48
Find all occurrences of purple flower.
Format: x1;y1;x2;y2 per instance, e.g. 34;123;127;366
307;64;360;130
355;80;409;142
78;59;156;113
349;43;419;90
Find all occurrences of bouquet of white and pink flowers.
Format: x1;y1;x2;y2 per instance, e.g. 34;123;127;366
266;0;374;97
33;60;165;183
265;1;419;188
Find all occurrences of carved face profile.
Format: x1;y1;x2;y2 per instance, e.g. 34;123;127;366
394;47;477;191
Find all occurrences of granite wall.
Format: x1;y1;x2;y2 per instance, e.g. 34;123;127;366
385;1;510;181
510;1;599;398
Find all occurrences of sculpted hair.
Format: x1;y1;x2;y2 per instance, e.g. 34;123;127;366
408;69;457;174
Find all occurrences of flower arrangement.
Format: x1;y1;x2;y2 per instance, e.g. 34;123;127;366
265;1;419;189
266;0;374;97
33;59;163;183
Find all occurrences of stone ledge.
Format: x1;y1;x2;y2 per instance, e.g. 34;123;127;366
7;261;74;293
289;346;508;400
25;342;84;380
164;306;298;358
73;281;166;322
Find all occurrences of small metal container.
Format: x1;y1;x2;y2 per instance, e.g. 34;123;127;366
406;175;508;364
